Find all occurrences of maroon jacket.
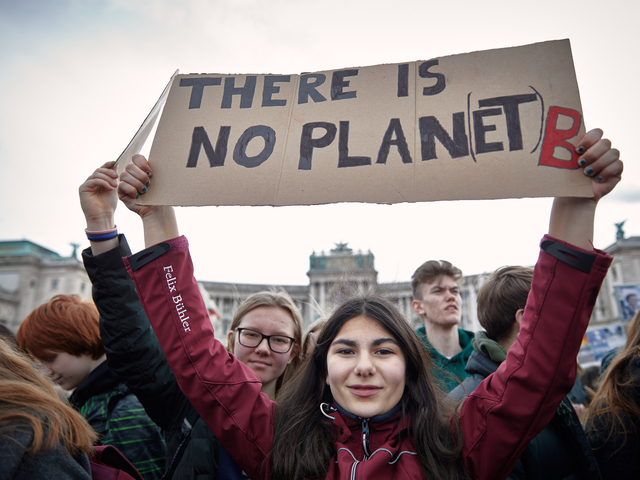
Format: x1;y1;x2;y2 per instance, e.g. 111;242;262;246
124;235;611;480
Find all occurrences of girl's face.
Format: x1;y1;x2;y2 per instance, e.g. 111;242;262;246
40;351;95;391
228;306;298;397
325;315;406;418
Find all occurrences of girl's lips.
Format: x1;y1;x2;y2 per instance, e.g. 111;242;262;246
249;360;271;368
348;385;382;397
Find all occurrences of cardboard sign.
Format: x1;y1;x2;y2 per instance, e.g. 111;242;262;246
139;39;592;206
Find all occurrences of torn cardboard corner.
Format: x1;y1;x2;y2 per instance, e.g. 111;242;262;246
112;69;179;175
134;39;592;207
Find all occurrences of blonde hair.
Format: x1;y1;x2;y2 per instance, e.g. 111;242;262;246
0;339;97;456
228;290;303;392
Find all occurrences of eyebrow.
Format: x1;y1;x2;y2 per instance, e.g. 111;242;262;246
331;337;398;347
430;285;459;292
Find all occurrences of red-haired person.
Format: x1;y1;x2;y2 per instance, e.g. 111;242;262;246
17;295;166;479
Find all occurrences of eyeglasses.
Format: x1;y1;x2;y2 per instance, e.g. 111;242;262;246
235;328;296;354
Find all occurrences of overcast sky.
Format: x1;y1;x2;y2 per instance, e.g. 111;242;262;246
1;0;638;286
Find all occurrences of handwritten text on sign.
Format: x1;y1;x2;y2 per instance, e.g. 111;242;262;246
142;39;591;206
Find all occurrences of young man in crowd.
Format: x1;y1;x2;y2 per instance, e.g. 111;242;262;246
448;266;600;479
17;295;167;480
411;260;474;392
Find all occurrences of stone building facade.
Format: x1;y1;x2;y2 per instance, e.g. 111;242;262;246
0;241;91;332
2;235;638;343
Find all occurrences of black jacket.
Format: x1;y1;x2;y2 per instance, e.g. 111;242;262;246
82;236;221;480
449;333;602;480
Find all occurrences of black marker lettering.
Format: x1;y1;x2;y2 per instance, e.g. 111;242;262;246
299;122;337;170
233;125;276;168
298;74;327;104
418;60;445;96
419;113;469;160
338;121;370;168
179;77;222;109
377;118;412;164
478;94;537;151
262;75;290;107
331;69;358;101
221;76;257;109
473;108;504;154
397;64;409;97
186;126;231;168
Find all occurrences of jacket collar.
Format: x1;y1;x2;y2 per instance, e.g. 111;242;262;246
333;400;402;423
69;359;122;409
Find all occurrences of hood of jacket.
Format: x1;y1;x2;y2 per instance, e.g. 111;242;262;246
464;331;506;378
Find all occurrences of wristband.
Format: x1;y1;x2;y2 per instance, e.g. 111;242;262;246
86;226;118;242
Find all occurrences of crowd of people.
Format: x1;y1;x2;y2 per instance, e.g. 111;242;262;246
1;126;637;480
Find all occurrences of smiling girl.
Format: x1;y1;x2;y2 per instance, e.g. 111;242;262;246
116;127;621;480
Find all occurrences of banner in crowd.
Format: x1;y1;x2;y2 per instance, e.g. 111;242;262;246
613;284;640;322
578;324;628;367
135;39;592;206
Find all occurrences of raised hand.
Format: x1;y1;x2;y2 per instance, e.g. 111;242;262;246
79;161;118;230
117;154;179;247
117;154;158;219
549;128;623;250
575;128;623;202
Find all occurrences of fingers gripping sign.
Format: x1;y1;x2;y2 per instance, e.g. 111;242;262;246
117;154;179;248
117;154;156;218
575;128;623;202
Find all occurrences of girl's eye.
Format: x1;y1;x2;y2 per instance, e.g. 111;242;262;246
336;348;354;355
376;348;394;355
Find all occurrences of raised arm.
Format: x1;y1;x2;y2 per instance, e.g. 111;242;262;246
460;128;621;480
79;165;194;431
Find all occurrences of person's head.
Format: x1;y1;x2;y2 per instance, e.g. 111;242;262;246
302;318;326;359
306;296;446;417
626;293;638;308
411;260;462;328
0;338;97;456
227;290;302;398
271;295;466;480
17;295;105;390
477;266;533;343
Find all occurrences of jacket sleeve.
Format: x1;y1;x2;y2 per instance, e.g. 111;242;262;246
460;235;612;480
82;235;194;432
123;236;273;480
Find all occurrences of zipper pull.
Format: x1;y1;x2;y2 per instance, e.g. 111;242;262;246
362;418;370;459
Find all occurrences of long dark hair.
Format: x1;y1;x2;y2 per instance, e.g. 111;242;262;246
585;309;640;450
271;295;467;480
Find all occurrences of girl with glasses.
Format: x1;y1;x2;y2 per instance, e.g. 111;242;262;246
226;291;302;400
